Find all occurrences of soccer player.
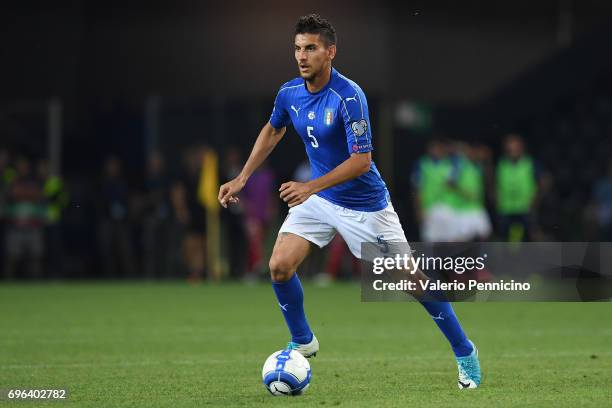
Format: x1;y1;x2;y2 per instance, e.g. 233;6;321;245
218;14;482;389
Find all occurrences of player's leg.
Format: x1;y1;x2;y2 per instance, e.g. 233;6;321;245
269;232;314;345
412;264;480;388
271;196;337;356
335;201;481;387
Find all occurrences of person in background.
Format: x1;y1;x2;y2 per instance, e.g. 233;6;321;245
241;160;277;280
0;148;15;273
38;159;69;279
142;151;172;279
167;180;190;278
3;157;45;279
98;156;135;278
220;147;247;279
412;138;461;242
449;142;492;241
177;147;207;282
496;134;542;242
473;143;496;213
592;158;612;241
0;148;14;209
445;142;493;290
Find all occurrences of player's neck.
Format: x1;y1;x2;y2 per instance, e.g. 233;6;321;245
305;66;332;93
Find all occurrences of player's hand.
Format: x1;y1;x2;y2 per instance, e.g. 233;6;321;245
279;181;313;208
218;177;246;208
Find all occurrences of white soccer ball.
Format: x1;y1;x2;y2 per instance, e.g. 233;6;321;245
262;349;311;396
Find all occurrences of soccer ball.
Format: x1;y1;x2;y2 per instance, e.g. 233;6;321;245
262;349;311;396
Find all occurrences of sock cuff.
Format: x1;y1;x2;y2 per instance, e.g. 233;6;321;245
272;272;298;286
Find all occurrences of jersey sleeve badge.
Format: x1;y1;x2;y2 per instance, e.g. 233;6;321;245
350;119;368;137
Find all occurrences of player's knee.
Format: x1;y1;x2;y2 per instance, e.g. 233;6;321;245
269;256;295;282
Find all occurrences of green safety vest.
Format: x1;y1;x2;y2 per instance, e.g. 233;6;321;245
43;175;69;223
418;157;455;209
454;157;484;211
2;167;16;185
496;156;536;215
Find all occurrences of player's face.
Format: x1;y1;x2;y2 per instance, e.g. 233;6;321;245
504;136;524;159
294;33;335;81
428;141;446;159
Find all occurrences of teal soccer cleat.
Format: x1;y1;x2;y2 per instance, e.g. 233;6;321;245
456;341;481;389
287;334;319;358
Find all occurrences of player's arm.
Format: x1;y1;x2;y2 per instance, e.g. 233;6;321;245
279;152;371;207
218;122;286;208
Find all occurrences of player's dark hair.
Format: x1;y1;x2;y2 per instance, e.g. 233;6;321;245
294;14;337;46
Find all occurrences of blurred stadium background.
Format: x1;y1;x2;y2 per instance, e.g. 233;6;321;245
1;0;612;281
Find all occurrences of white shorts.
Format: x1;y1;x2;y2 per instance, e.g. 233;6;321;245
422;204;459;242
278;194;409;260
422;205;492;242
456;209;492;241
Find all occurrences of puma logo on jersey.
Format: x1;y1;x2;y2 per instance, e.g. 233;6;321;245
291;105;301;116
345;93;358;103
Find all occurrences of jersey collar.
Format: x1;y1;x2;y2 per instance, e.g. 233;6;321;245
303;67;337;95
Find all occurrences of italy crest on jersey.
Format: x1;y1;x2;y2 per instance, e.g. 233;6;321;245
324;108;334;126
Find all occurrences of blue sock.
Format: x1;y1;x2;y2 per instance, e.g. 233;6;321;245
420;301;473;357
272;273;313;344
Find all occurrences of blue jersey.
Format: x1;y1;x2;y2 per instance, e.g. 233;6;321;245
269;68;389;212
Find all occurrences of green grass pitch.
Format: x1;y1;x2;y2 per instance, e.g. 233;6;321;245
0;282;610;407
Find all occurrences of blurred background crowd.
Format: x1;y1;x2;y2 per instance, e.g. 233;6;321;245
2;1;612;280
2;129;611;281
